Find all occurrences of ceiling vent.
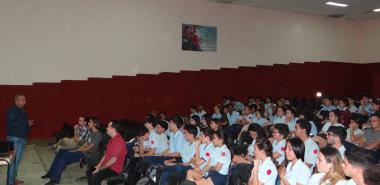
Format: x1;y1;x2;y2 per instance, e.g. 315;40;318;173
326;14;345;18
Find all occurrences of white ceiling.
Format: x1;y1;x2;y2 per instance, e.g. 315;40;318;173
205;0;380;20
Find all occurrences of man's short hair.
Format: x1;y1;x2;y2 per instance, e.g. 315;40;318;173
170;114;183;129
156;120;168;131
183;125;198;138
345;148;377;170
296;119;311;135
138;126;149;137
111;120;123;135
364;164;380;185
145;113;157;126
14;93;25;99
274;123;290;138
327;126;347;143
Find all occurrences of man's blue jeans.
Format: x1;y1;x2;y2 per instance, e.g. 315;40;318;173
7;136;27;185
46;149;85;182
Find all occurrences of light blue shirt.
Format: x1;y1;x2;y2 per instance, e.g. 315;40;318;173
169;130;186;153
180;141;196;163
287;118;298;131
227;111;241;126
212;112;222;119
320;105;336;112
272;116;286;124
309;121;318;136
252;117;267;127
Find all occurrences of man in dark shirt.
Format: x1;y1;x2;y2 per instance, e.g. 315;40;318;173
6;94;34;185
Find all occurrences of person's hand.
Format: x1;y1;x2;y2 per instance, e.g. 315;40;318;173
28;120;34;127
164;160;175;166
92;165;100;174
74;124;79;130
252;159;260;171
194;140;201;147
278;166;286;179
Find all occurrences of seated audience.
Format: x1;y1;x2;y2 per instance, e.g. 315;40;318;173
319;97;337;112
272;124;289;166
271;106;286;125
88;120;127;185
347;97;358;113
278;137;311;185
361;113;380;151
320;110;344;135
42;116;103;185
284;108;298;132
308;146;346;185
212;104;223;119
294;119;319;169
326;126;347;158
248;139;278;185
53;116;90;151
357;95;372;116
346;117;363;146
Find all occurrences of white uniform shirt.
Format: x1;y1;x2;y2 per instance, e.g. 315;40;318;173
338;145;346;159
213;144;231;175
272;139;286;165
247;140;256;156
304;138;319;167
258;157;278;185
285;159;311;185
272;116;286;124
345;179;356;185
180;141;196;163
199;143;215;170
154;132;169;154
308;173;347;185
320;122;345;134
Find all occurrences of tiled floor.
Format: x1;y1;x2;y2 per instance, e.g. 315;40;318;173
0;143;93;185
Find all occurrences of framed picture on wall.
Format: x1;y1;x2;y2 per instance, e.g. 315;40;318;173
182;24;217;52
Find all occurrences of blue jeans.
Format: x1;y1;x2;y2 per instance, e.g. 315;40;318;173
46;149;85;182
7;136;27;185
159;164;192;185
143;156;172;165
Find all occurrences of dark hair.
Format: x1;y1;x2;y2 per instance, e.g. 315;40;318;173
156;120;168;131
350;116;363;129
274;124;290;138
145;113;157;126
170;114;184;129
138;126;149;137
364;164;380;185
201;127;214;140
88;116;102;130
344;148;377;170
190;115;201;126
111;120;123;134
255;138;273;159
286;108;297;117
184;125;198;138
214;130;227;144
248;123;267;140
287;137;305;161
327;126;347;143
296;119;311;135
370;112;380;120
330;109;341;119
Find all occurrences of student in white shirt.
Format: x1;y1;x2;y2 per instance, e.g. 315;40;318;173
346;118;363;145
271;106;286;125
186;127;215;182
342;148;377;185
209;118;221;132
212;104;222;119
192;130;231;185
272;124;289;166
285;108;298;132
278;138;311;185
294;119;319;169
320;110;345;135
248;139;278;185
160;125;198;185
326;126;346;158
347;97;358;113
308;147;346;185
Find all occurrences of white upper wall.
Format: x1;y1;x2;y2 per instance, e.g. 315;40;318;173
0;0;364;85
360;17;380;63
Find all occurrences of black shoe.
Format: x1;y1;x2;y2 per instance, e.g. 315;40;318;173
41;174;50;179
45;180;59;185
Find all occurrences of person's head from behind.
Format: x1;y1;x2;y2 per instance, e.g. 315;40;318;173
209;118;220;132
326;126;347;146
200;127;213;144
294;119;311;138
155;120;168;134
248;123;267;141
107;120;122;137
369;113;380;129
273;124;289;141
254;138;273;160
342;148;376;181
316;146;344;183
329;110;341;123
14;94;26;108
137;126;150;141
212;130;227;147
285;137;305;162
364;164;380;185
183;125;197;142
169;114;183;132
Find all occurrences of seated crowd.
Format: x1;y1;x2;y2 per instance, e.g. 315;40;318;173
42;95;380;185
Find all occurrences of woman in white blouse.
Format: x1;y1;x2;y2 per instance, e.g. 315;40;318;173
279;138;311;185
308;146;346;185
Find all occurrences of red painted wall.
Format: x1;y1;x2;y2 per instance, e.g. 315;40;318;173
0;62;378;139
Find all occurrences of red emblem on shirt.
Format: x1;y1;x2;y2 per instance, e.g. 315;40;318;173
267;169;272;175
313;149;318;154
221;152;226;157
281;147;285;151
206;152;210;157
151;140;155;144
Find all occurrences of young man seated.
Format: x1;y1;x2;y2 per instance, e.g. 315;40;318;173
42;117;103;185
135;120;169;157
53;116;90;151
294;119;319;169
159;125;198;185
342;148;377;185
326;126;347;158
360;113;380;151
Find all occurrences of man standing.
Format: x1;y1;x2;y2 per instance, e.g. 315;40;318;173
6;94;34;185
